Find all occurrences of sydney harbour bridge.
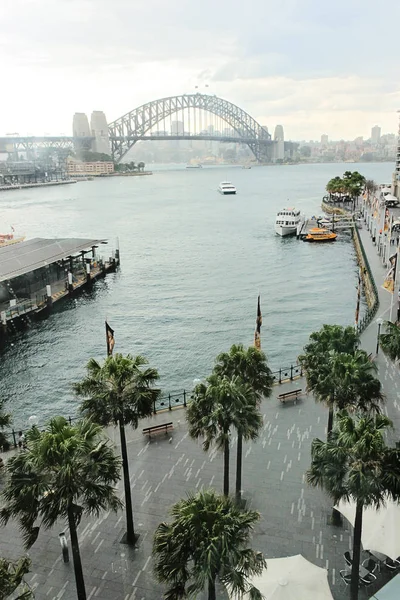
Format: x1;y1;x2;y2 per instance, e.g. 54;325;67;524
0;94;277;163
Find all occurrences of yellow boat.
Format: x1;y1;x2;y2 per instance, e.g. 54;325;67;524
305;227;337;242
0;233;25;247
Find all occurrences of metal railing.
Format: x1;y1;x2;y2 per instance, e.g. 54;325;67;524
4;299;37;320
1;363;304;448
353;223;380;334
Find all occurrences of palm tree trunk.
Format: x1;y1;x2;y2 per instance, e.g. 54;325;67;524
223;435;230;496
236;432;243;504
327;407;334;437
119;419;135;544
67;505;86;600
208;578;216;600
350;500;363;600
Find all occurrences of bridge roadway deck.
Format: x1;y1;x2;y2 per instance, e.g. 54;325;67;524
1;219;400;599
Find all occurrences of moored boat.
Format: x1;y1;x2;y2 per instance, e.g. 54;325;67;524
305;228;337;242
0;233;25;247
275;208;302;236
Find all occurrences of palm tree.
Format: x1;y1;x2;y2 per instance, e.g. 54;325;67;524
329;350;384;413
214;344;272;502
153;489;265;600
307;411;400;600
326;176;344;199
299;325;359;435
0;399;11;451
380;321;400;360
0;417;122;600
74;353;160;545
0;555;33;600
187;374;260;496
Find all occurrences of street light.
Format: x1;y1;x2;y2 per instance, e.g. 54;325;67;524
28;415;39;428
376;317;383;354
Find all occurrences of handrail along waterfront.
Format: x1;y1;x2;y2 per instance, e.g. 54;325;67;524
2;363;302;448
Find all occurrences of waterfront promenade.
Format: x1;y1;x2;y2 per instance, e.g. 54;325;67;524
1;214;400;599
358;222;400;440
1;382;357;600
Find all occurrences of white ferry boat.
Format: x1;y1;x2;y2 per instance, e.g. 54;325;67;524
275;208;302;236
218;182;237;195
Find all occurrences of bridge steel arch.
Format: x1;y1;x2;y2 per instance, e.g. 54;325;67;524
108;94;272;162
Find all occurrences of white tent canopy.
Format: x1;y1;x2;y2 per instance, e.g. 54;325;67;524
228;555;333;600
336;498;400;561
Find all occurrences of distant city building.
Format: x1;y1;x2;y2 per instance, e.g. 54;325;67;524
171;121;184;135
273;125;284;161
72;113;91;137
67;158;114;177
90;111;110;155
321;134;328;145
371;125;381;144
274;125;284;141
393;117;400;200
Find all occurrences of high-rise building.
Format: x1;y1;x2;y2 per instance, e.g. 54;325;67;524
393;115;400;200
171;121;184;135
72;113;90;137
273;125;284;161
321;134;328;145
90;111;110;155
371;126;381;144
274;125;284;141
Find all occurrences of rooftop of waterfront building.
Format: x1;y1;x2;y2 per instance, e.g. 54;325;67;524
0;237;107;282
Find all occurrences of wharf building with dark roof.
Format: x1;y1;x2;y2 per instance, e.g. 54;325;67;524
0;237;119;337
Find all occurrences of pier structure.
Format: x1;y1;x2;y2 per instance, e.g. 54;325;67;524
297;213;358;239
0;237;119;336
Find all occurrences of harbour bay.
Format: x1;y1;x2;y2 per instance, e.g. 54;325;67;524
0;162;393;427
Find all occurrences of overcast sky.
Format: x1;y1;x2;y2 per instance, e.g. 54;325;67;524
0;0;399;140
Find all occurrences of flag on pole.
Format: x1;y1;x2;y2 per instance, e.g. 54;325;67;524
355;269;361;328
254;295;262;350
106;321;115;356
383;252;398;294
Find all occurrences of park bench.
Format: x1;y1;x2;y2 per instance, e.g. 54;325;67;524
142;422;173;439
278;388;302;404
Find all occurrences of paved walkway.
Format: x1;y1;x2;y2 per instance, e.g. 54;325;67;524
0;378;389;600
358;221;400;440
1;219;400;600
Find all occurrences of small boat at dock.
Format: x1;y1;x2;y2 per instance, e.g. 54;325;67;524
305;228;337;242
0;232;25;247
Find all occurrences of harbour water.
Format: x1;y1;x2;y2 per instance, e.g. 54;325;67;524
0;162;393;427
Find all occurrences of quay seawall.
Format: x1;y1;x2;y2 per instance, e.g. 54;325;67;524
0;180;77;192
321;198;348;216
353;225;379;332
111;172;153;177
321;197;379;333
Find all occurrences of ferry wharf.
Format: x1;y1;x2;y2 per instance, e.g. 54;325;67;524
0;237;119;339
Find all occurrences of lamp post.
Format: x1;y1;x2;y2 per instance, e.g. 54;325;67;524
28;415;39;428
376;317;383;354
